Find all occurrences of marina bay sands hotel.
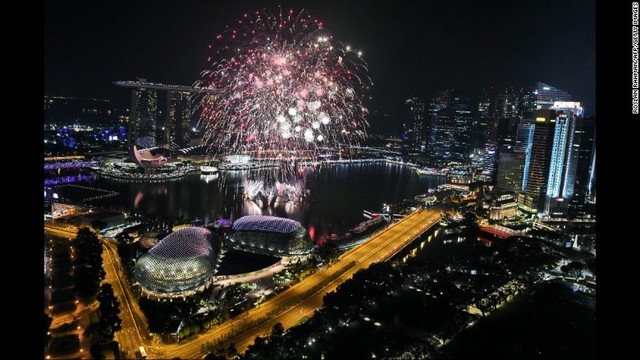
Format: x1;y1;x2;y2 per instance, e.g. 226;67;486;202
114;79;217;150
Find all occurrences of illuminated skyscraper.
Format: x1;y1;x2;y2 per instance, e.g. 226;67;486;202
131;84;158;148
520;109;557;214
515;82;572;198
545;102;584;214
569;116;596;217
495;146;525;194
402;97;427;155
167;91;192;148
520;102;585;215
482;143;498;178
488;90;517;145
427;91;449;147
515;119;535;191
516;87;536;119
472;87;494;148
428;90;473;165
493;91;517;120
534;82;572;110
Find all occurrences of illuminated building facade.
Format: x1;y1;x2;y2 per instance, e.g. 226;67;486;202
520;109;557;214
427;90;473;166
520;102;587;216
543;102;584;215
515;120;535;191
491;91;517;145
568;116;596;217
495;147;525;194
472;87;494;148
546;103;584;199
534;82;572;110
227;215;314;257
402;97;427;155
167;91;192;148
482;143;497;179
131;85;158;148
490;193;519;220
134;227;220;298
516;87;536;119
517;82;573;198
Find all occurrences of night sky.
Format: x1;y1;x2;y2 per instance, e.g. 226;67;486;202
44;0;596;116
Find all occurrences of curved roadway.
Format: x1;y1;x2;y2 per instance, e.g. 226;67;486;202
46;206;443;359
159;207;443;359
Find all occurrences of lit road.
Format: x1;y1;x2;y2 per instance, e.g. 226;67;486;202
44;223;151;358
157;206;444;359
44;224;78;239
102;241;149;359
46;207;443;359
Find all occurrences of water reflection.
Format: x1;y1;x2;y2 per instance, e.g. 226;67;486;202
199;174;219;183
133;185;168;209
92;163;445;241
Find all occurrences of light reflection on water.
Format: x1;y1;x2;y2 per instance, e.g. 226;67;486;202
86;163;445;241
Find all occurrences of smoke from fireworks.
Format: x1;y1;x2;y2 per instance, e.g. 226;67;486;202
196;8;371;157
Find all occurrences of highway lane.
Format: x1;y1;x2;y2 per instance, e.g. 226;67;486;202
160;207;444;358
45;224;151;358
44;225;77;239
101;241;157;359
44;223;78;239
102;242;145;358
46;207;443;359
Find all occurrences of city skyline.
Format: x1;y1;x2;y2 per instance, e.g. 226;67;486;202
44;2;597;359
44;0;596;116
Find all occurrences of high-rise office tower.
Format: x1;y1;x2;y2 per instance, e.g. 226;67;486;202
488;90;517;145
545;102;584;214
515;119;535;192
568;116;596;217
472;88;494;149
167;91;192;148
428;90;473;166
495;117;520;147
427;91;449;147
402;97;427;155
520;102;585;215
579;116;596;202
534;82;572;110
495;146;525;194
520;109;557;214
481;143;498;179
518;82;573;198
131;84;158;148
516;87;536;120
493;91;517;120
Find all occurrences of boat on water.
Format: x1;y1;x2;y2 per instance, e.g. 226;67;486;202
416;167;447;176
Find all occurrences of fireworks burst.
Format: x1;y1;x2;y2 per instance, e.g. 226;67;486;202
196;7;371;157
